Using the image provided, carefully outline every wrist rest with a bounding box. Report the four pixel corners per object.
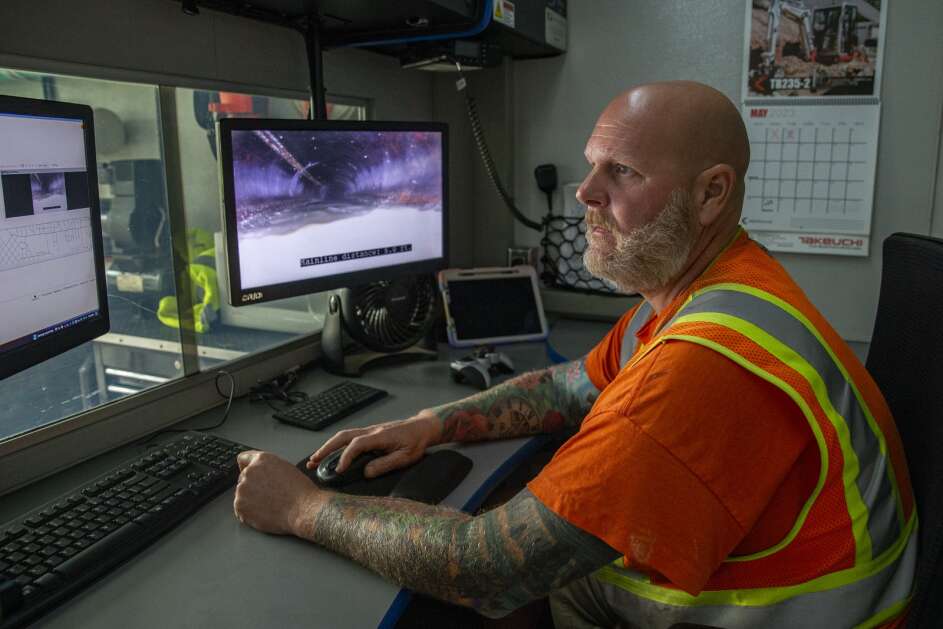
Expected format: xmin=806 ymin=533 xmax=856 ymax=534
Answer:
xmin=297 ymin=449 xmax=473 ymax=505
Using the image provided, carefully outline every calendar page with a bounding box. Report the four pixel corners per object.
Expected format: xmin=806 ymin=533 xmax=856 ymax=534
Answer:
xmin=741 ymin=103 xmax=880 ymax=256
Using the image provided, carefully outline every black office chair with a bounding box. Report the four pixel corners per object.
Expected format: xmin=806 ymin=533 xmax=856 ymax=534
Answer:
xmin=865 ymin=233 xmax=943 ymax=628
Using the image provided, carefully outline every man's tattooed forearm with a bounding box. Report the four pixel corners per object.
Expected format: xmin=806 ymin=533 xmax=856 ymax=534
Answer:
xmin=549 ymin=359 xmax=602 ymax=429
xmin=433 ymin=358 xmax=601 ymax=443
xmin=307 ymin=488 xmax=619 ymax=618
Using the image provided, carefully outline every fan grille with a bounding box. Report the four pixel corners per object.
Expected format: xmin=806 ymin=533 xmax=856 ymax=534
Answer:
xmin=343 ymin=275 xmax=437 ymax=353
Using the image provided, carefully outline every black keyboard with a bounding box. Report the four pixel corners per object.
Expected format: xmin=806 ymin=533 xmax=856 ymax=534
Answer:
xmin=0 ymin=432 xmax=253 ymax=629
xmin=272 ymin=381 xmax=388 ymax=431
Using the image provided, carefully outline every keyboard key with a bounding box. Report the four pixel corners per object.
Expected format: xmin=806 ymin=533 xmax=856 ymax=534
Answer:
xmin=21 ymin=584 xmax=41 ymax=601
xmin=27 ymin=565 xmax=46 ymax=578
xmin=54 ymin=522 xmax=141 ymax=580
xmin=4 ymin=526 xmax=26 ymax=540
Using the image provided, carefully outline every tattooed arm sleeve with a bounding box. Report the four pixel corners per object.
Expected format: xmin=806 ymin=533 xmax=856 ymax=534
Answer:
xmin=302 ymin=487 xmax=621 ymax=618
xmin=429 ymin=358 xmax=602 ymax=444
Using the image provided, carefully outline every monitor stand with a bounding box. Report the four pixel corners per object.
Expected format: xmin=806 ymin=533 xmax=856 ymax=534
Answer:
xmin=320 ymin=293 xmax=436 ymax=377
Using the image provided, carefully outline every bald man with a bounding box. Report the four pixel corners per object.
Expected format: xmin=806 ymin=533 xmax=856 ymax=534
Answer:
xmin=233 ymin=82 xmax=915 ymax=628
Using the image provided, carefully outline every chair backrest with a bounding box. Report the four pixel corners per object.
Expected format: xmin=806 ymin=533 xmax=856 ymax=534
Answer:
xmin=865 ymin=233 xmax=943 ymax=628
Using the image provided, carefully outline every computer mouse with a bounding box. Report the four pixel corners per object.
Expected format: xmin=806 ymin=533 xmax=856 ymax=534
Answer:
xmin=315 ymin=448 xmax=384 ymax=486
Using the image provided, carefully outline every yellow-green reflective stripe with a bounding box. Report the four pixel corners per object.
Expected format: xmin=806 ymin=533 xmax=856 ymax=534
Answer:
xmin=595 ymin=513 xmax=916 ymax=608
xmin=689 ymin=283 xmax=905 ymax=531
xmin=671 ymin=312 xmax=874 ymax=565
xmin=853 ymin=594 xmax=912 ymax=629
xmin=670 ymin=286 xmax=903 ymax=558
xmin=657 ymin=333 xmax=828 ymax=562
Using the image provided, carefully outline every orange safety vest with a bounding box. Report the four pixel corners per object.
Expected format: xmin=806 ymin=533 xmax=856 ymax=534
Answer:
xmin=595 ymin=230 xmax=916 ymax=629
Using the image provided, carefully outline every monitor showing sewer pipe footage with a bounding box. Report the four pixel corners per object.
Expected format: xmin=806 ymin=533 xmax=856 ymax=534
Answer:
xmin=218 ymin=119 xmax=448 ymax=306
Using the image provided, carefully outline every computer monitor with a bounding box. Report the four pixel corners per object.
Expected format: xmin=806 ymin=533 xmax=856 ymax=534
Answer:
xmin=217 ymin=118 xmax=448 ymax=306
xmin=0 ymin=95 xmax=109 ymax=381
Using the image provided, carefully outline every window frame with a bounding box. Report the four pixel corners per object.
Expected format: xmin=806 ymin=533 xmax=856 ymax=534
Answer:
xmin=0 ymin=67 xmax=369 ymax=496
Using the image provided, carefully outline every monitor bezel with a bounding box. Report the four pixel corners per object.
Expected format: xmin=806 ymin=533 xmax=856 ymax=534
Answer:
xmin=0 ymin=95 xmax=110 ymax=381
xmin=217 ymin=117 xmax=450 ymax=307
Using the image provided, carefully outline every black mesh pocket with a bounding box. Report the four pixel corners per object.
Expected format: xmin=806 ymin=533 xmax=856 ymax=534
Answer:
xmin=540 ymin=215 xmax=620 ymax=295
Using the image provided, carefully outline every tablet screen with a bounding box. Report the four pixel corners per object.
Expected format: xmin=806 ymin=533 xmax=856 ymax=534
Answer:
xmin=446 ymin=275 xmax=543 ymax=342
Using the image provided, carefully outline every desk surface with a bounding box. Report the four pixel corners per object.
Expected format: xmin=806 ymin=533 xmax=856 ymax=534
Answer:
xmin=0 ymin=318 xmax=612 ymax=629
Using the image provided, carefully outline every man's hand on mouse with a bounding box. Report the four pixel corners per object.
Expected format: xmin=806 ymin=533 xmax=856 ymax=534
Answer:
xmin=306 ymin=410 xmax=441 ymax=478
xmin=233 ymin=450 xmax=324 ymax=537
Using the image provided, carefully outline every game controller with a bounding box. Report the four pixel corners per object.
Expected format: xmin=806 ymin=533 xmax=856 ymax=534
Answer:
xmin=449 ymin=349 xmax=515 ymax=390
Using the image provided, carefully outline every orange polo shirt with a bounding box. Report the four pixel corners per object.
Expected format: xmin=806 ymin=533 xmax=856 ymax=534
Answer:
xmin=528 ymin=290 xmax=817 ymax=595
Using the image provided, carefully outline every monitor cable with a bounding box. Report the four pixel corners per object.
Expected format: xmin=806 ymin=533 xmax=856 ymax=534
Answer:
xmin=138 ymin=370 xmax=236 ymax=448
xmin=247 ymin=368 xmax=309 ymax=412
xmin=543 ymin=318 xmax=569 ymax=365
xmin=455 ymin=62 xmax=543 ymax=232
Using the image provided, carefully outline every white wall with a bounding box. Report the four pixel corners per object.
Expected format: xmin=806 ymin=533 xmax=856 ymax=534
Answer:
xmin=509 ymin=1 xmax=943 ymax=343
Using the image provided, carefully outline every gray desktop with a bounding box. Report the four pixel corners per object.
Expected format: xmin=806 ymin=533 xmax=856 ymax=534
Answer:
xmin=0 ymin=319 xmax=610 ymax=628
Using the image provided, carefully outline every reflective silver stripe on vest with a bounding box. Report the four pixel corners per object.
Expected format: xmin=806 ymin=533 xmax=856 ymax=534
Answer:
xmin=619 ymin=302 xmax=654 ymax=368
xmin=593 ymin=529 xmax=916 ymax=629
xmin=666 ymin=289 xmax=900 ymax=558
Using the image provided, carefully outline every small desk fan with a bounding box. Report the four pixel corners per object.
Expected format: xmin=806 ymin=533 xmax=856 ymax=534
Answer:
xmin=320 ymin=274 xmax=439 ymax=376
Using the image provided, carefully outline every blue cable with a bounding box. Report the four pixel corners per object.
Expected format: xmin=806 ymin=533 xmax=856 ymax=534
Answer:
xmin=544 ymin=338 xmax=569 ymax=364
xmin=344 ymin=0 xmax=494 ymax=48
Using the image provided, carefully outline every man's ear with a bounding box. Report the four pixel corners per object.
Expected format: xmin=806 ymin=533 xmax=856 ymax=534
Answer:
xmin=692 ymin=164 xmax=736 ymax=226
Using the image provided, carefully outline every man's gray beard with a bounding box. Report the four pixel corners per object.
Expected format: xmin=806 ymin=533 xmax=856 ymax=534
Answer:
xmin=583 ymin=189 xmax=698 ymax=294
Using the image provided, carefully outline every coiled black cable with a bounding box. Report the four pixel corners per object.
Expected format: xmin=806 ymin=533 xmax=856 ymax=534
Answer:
xmin=457 ymin=66 xmax=544 ymax=232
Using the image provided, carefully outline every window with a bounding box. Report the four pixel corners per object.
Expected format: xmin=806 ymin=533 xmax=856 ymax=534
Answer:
xmin=0 ymin=70 xmax=177 ymax=442
xmin=0 ymin=68 xmax=370 ymax=444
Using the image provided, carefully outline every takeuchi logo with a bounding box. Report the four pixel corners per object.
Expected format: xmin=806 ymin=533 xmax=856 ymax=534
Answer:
xmin=798 ymin=236 xmax=864 ymax=249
